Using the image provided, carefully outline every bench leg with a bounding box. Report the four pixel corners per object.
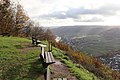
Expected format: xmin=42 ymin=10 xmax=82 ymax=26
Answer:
xmin=44 ymin=66 xmax=50 ymax=80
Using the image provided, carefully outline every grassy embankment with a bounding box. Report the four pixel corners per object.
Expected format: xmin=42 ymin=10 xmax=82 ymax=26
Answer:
xmin=52 ymin=47 xmax=100 ymax=80
xmin=0 ymin=36 xmax=44 ymax=80
xmin=0 ymin=36 xmax=99 ymax=80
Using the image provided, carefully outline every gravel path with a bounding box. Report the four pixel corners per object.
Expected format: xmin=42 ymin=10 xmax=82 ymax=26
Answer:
xmin=51 ymin=60 xmax=78 ymax=80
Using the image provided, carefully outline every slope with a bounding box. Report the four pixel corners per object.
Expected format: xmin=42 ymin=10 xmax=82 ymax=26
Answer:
xmin=52 ymin=47 xmax=99 ymax=80
xmin=0 ymin=36 xmax=100 ymax=80
xmin=0 ymin=36 xmax=44 ymax=80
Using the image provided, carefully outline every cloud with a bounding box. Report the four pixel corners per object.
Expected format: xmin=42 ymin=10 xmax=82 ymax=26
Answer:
xmin=39 ymin=3 xmax=120 ymax=21
xmin=74 ymin=17 xmax=104 ymax=22
xmin=20 ymin=0 xmax=120 ymax=26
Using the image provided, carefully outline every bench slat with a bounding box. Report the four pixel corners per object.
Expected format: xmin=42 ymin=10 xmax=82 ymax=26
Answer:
xmin=49 ymin=52 xmax=55 ymax=62
xmin=48 ymin=52 xmax=53 ymax=63
xmin=47 ymin=52 xmax=50 ymax=63
xmin=45 ymin=52 xmax=55 ymax=64
xmin=53 ymin=78 xmax=57 ymax=80
xmin=47 ymin=52 xmax=52 ymax=63
xmin=49 ymin=52 xmax=52 ymax=63
xmin=45 ymin=52 xmax=49 ymax=63
xmin=57 ymin=78 xmax=62 ymax=80
xmin=62 ymin=78 xmax=67 ymax=80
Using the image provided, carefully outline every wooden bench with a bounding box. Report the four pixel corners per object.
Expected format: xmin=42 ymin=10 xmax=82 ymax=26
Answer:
xmin=43 ymin=52 xmax=68 ymax=80
xmin=32 ymin=37 xmax=41 ymax=46
xmin=32 ymin=37 xmax=36 ymax=44
xmin=42 ymin=53 xmax=55 ymax=80
xmin=41 ymin=52 xmax=55 ymax=68
xmin=39 ymin=44 xmax=55 ymax=67
xmin=1 ymin=33 xmax=10 ymax=37
xmin=39 ymin=44 xmax=56 ymax=80
xmin=45 ymin=52 xmax=55 ymax=64
xmin=39 ymin=43 xmax=67 ymax=80
xmin=36 ymin=40 xmax=41 ymax=45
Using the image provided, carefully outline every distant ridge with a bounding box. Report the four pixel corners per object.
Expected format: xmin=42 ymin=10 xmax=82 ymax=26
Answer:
xmin=52 ymin=25 xmax=111 ymax=38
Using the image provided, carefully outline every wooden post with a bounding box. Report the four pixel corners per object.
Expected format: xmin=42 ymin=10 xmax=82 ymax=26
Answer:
xmin=46 ymin=66 xmax=50 ymax=80
xmin=48 ymin=41 xmax=52 ymax=52
xmin=48 ymin=41 xmax=50 ymax=52
xmin=51 ymin=42 xmax=52 ymax=52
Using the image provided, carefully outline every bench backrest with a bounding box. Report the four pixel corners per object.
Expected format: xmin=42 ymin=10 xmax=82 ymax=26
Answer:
xmin=39 ymin=44 xmax=47 ymax=55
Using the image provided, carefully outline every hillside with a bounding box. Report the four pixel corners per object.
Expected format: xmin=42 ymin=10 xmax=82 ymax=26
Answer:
xmin=0 ymin=36 xmax=44 ymax=80
xmin=52 ymin=47 xmax=100 ymax=80
xmin=53 ymin=26 xmax=120 ymax=74
xmin=53 ymin=26 xmax=120 ymax=57
xmin=100 ymin=28 xmax=120 ymax=40
xmin=52 ymin=25 xmax=109 ymax=39
xmin=68 ymin=35 xmax=120 ymax=56
xmin=0 ymin=36 xmax=100 ymax=80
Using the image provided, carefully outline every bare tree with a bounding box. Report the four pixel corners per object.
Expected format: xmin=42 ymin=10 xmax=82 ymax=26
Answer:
xmin=30 ymin=22 xmax=45 ymax=40
xmin=44 ymin=29 xmax=56 ymax=41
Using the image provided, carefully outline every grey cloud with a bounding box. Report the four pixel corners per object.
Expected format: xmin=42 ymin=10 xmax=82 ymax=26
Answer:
xmin=39 ymin=3 xmax=120 ymax=22
xmin=39 ymin=10 xmax=79 ymax=19
xmin=74 ymin=17 xmax=104 ymax=22
xmin=64 ymin=4 xmax=120 ymax=17
xmin=40 ymin=0 xmax=56 ymax=4
xmin=46 ymin=12 xmax=69 ymax=19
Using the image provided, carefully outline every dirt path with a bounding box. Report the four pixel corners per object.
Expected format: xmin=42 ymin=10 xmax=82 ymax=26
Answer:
xmin=19 ymin=43 xmax=39 ymax=53
xmin=19 ymin=43 xmax=78 ymax=80
xmin=51 ymin=60 xmax=78 ymax=80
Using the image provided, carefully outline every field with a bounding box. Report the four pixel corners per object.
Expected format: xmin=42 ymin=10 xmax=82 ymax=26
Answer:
xmin=0 ymin=36 xmax=100 ymax=80
xmin=0 ymin=36 xmax=44 ymax=80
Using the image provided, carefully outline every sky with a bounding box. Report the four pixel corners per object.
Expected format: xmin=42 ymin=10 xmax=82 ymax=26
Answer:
xmin=20 ymin=0 xmax=120 ymax=27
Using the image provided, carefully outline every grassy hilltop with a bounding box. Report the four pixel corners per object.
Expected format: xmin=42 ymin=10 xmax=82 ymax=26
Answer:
xmin=0 ymin=36 xmax=45 ymax=80
xmin=0 ymin=36 xmax=100 ymax=80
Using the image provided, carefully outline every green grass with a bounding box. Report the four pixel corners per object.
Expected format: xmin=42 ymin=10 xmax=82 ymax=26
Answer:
xmin=0 ymin=36 xmax=100 ymax=80
xmin=52 ymin=47 xmax=100 ymax=80
xmin=0 ymin=36 xmax=44 ymax=80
